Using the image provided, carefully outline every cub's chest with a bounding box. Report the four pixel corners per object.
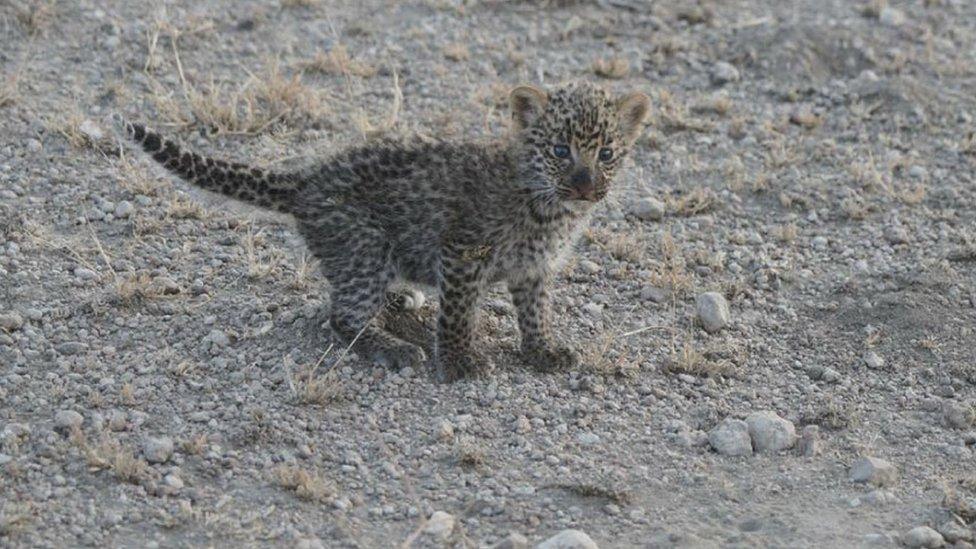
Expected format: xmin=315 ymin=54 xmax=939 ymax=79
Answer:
xmin=489 ymin=223 xmax=579 ymax=279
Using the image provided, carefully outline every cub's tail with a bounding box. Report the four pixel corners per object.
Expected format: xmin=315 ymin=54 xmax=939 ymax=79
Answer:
xmin=114 ymin=115 xmax=299 ymax=214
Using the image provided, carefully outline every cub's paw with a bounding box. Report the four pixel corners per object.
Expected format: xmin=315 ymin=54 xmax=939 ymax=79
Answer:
xmin=372 ymin=342 xmax=427 ymax=370
xmin=385 ymin=288 xmax=426 ymax=312
xmin=522 ymin=343 xmax=581 ymax=372
xmin=435 ymin=351 xmax=492 ymax=383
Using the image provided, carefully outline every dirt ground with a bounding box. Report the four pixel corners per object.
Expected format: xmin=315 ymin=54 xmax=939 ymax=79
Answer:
xmin=1 ymin=0 xmax=976 ymax=547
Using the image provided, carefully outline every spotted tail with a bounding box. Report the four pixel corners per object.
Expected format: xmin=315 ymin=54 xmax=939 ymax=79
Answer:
xmin=115 ymin=115 xmax=299 ymax=214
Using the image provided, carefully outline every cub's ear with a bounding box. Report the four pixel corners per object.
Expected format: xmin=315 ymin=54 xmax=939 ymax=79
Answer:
xmin=617 ymin=91 xmax=652 ymax=143
xmin=509 ymin=85 xmax=548 ymax=130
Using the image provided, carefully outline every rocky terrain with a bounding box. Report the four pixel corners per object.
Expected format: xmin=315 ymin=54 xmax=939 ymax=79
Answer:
xmin=1 ymin=0 xmax=976 ymax=547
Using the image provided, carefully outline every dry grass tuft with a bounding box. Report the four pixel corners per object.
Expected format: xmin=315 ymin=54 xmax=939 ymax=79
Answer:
xmin=14 ymin=0 xmax=55 ymax=35
xmin=283 ymin=352 xmax=344 ymax=405
xmin=299 ymin=45 xmax=377 ymax=78
xmin=663 ymin=340 xmax=731 ymax=377
xmin=274 ymin=465 xmax=335 ymax=502
xmin=352 ymin=71 xmax=402 ymax=140
xmin=592 ymin=56 xmax=630 ymax=79
xmin=443 ymin=43 xmax=470 ymax=62
xmin=0 ymin=502 xmax=33 ymax=537
xmin=774 ymin=223 xmax=798 ymax=244
xmin=455 ymin=437 xmax=487 ymax=470
xmin=668 ymin=187 xmax=716 ymax=217
xmin=648 ymin=232 xmax=693 ymax=296
xmin=76 ymin=433 xmax=150 ymax=484
xmin=581 ymin=332 xmax=639 ymax=377
xmin=0 ymin=71 xmax=21 ymax=108
xmin=242 ymin=228 xmax=283 ymax=280
xmin=165 ymin=195 xmax=206 ymax=220
xmin=114 ymin=272 xmax=166 ymax=305
xmin=153 ymin=61 xmax=326 ymax=135
xmin=181 ymin=434 xmax=208 ymax=456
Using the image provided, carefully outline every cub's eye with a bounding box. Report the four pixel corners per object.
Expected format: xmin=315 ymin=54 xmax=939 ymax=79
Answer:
xmin=598 ymin=147 xmax=614 ymax=162
xmin=552 ymin=145 xmax=571 ymax=159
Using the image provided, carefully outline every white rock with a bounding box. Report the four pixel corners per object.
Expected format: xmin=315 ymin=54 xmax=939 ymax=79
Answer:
xmin=114 ymin=200 xmax=134 ymax=218
xmin=633 ymin=197 xmax=665 ymax=222
xmin=696 ymin=292 xmax=730 ymax=333
xmin=863 ymin=351 xmax=885 ymax=369
xmin=936 ymin=520 xmax=973 ymax=543
xmin=423 ymin=511 xmax=455 ymax=538
xmin=745 ymin=411 xmax=797 ymax=453
xmin=74 ymin=267 xmax=98 ymax=280
xmin=437 ymin=419 xmax=454 ymax=440
xmin=536 ymin=529 xmax=599 ymax=549
xmin=878 ymin=7 xmax=906 ymax=27
xmin=0 ymin=312 xmax=24 ymax=331
xmin=577 ymin=433 xmax=600 ymax=446
xmin=903 ymin=526 xmax=944 ymax=548
xmin=710 ymin=61 xmax=740 ymax=85
xmin=849 ymin=456 xmax=898 ymax=487
xmin=708 ymin=418 xmax=752 ymax=456
xmin=143 ymin=436 xmax=174 ymax=464
xmin=54 ymin=410 xmax=83 ymax=431
xmin=78 ymin=119 xmax=105 ymax=141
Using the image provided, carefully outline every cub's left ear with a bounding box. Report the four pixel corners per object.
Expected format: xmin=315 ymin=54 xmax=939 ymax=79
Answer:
xmin=617 ymin=91 xmax=652 ymax=143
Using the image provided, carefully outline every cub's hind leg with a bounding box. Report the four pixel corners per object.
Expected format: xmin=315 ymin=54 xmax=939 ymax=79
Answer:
xmin=305 ymin=219 xmax=425 ymax=370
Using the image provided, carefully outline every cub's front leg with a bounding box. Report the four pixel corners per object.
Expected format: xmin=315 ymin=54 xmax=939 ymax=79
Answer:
xmin=508 ymin=274 xmax=580 ymax=372
xmin=434 ymin=249 xmax=490 ymax=382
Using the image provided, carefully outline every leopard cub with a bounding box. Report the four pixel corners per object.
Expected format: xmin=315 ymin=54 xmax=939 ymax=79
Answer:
xmin=118 ymin=81 xmax=650 ymax=381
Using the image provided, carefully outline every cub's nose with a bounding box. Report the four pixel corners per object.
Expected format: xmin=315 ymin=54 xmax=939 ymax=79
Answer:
xmin=568 ymin=167 xmax=597 ymax=201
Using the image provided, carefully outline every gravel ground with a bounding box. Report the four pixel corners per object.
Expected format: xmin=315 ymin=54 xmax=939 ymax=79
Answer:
xmin=2 ymin=0 xmax=976 ymax=547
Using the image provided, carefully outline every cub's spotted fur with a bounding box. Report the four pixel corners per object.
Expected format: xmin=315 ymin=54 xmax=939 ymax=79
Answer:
xmin=119 ymin=82 xmax=650 ymax=381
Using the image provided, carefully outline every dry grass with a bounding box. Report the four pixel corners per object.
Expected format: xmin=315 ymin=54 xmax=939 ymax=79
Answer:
xmin=663 ymin=339 xmax=732 ymax=377
xmin=443 ymin=43 xmax=470 ymax=62
xmin=14 ymin=0 xmax=55 ymax=35
xmin=75 ymin=432 xmax=150 ymax=484
xmin=113 ymin=272 xmax=167 ymax=306
xmin=0 ymin=502 xmax=32 ymax=537
xmin=181 ymin=434 xmax=208 ymax=456
xmin=586 ymin=228 xmax=644 ymax=263
xmin=668 ymin=187 xmax=716 ymax=217
xmin=351 ymin=71 xmax=402 ymax=140
xmin=693 ymin=93 xmax=732 ymax=116
xmin=556 ymin=482 xmax=632 ymax=506
xmin=0 ymin=70 xmax=21 ymax=108
xmin=283 ymin=352 xmax=344 ymax=405
xmin=774 ymin=223 xmax=798 ymax=244
xmin=114 ymin=155 xmax=164 ymax=196
xmin=455 ymin=437 xmax=487 ymax=470
xmin=289 ymin=253 xmax=318 ymax=291
xmin=280 ymin=0 xmax=320 ymax=6
xmin=592 ymin=56 xmax=630 ymax=79
xmin=648 ymin=232 xmax=693 ymax=297
xmin=242 ymin=228 xmax=282 ymax=280
xmin=581 ymin=331 xmax=639 ymax=377
xmin=152 ymin=60 xmax=327 ymax=135
xmin=165 ymin=195 xmax=206 ymax=220
xmin=274 ymin=465 xmax=335 ymax=502
xmin=299 ymin=45 xmax=377 ymax=78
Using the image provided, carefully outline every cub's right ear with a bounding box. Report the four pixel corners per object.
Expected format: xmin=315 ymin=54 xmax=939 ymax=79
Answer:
xmin=509 ymin=85 xmax=548 ymax=130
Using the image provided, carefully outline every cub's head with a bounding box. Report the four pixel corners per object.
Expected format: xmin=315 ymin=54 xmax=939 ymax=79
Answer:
xmin=510 ymin=81 xmax=650 ymax=215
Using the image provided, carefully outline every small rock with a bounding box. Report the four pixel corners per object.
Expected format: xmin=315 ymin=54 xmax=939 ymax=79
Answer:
xmin=708 ymin=418 xmax=752 ymax=456
xmin=696 ymin=292 xmax=730 ymax=333
xmin=74 ymin=267 xmax=98 ymax=281
xmin=163 ymin=473 xmax=184 ymax=491
xmin=878 ymin=7 xmax=906 ymax=27
xmin=633 ymin=197 xmax=665 ymax=222
xmin=78 ymin=119 xmax=105 ymax=142
xmin=152 ymin=276 xmax=181 ymax=295
xmin=885 ymin=226 xmax=910 ymax=245
xmin=437 ymin=419 xmax=454 ymax=440
xmin=903 ymin=526 xmax=945 ymax=549
xmin=710 ymin=61 xmax=740 ymax=86
xmin=423 ymin=511 xmax=455 ymax=538
xmin=143 ymin=436 xmax=174 ymax=464
xmin=493 ymin=532 xmax=529 ymax=549
xmin=640 ymin=286 xmax=668 ymax=303
xmin=745 ymin=411 xmax=797 ymax=453
xmin=863 ymin=351 xmax=885 ymax=369
xmin=577 ymin=433 xmax=600 ymax=446
xmin=579 ymin=260 xmax=601 ymax=274
xmin=56 ymin=342 xmax=86 ymax=355
xmin=582 ymin=302 xmax=603 ymax=318
xmin=536 ymin=529 xmax=599 ymax=549
xmin=26 ymin=138 xmax=42 ymax=152
xmin=944 ymin=403 xmax=975 ymax=430
xmin=114 ymin=200 xmax=134 ymax=219
xmin=0 ymin=312 xmax=24 ymax=331
xmin=55 ymin=410 xmax=83 ymax=431
xmin=798 ymin=425 xmax=821 ymax=457
xmin=849 ymin=456 xmax=898 ymax=487
xmin=908 ymin=165 xmax=928 ymax=180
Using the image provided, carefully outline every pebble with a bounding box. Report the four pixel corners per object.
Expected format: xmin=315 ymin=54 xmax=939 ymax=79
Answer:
xmin=632 ymin=197 xmax=665 ymax=222
xmin=423 ymin=511 xmax=455 ymax=538
xmin=944 ymin=403 xmax=975 ymax=430
xmin=849 ymin=456 xmax=898 ymax=487
xmin=26 ymin=138 xmax=42 ymax=152
xmin=885 ymin=226 xmax=910 ymax=245
xmin=536 ymin=529 xmax=599 ymax=549
xmin=696 ymin=292 xmax=730 ymax=333
xmin=56 ymin=342 xmax=86 ymax=355
xmin=492 ymin=532 xmax=529 ymax=549
xmin=437 ymin=419 xmax=454 ymax=440
xmin=55 ymin=410 xmax=84 ymax=431
xmin=578 ymin=260 xmax=601 ymax=274
xmin=640 ymin=286 xmax=668 ymax=303
xmin=576 ymin=433 xmax=600 ymax=446
xmin=863 ymin=351 xmax=885 ymax=369
xmin=878 ymin=7 xmax=906 ymax=27
xmin=903 ymin=526 xmax=945 ymax=548
xmin=710 ymin=61 xmax=740 ymax=86
xmin=745 ymin=411 xmax=797 ymax=453
xmin=0 ymin=312 xmax=24 ymax=331
xmin=582 ymin=303 xmax=603 ymax=318
xmin=78 ymin=119 xmax=105 ymax=142
xmin=708 ymin=418 xmax=752 ymax=456
xmin=143 ymin=436 xmax=174 ymax=464
xmin=114 ymin=200 xmax=134 ymax=218
xmin=74 ymin=267 xmax=98 ymax=281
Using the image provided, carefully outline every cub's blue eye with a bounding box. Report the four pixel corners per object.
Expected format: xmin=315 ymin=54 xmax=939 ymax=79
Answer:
xmin=598 ymin=147 xmax=613 ymax=162
xmin=552 ymin=145 xmax=571 ymax=159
